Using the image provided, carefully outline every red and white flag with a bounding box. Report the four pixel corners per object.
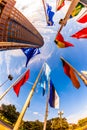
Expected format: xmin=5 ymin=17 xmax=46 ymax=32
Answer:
xmin=71 ymin=27 xmax=87 ymax=39
xmin=77 ymin=10 xmax=87 ymax=23
xmin=13 ymin=69 xmax=30 ymax=96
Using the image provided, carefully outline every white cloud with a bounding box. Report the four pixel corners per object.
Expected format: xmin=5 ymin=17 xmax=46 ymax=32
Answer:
xmin=5 ymin=50 xmax=23 ymax=57
xmin=27 ymin=49 xmax=54 ymax=67
xmin=33 ymin=112 xmax=38 ymax=115
xmin=67 ymin=109 xmax=87 ymax=123
xmin=12 ymin=64 xmax=25 ymax=75
xmin=15 ymin=0 xmax=42 ymax=18
xmin=0 ymin=53 xmax=4 ymax=65
xmin=4 ymin=50 xmax=24 ymax=75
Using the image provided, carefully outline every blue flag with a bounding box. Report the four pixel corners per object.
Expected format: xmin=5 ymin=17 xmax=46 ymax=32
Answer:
xmin=38 ymin=63 xmax=51 ymax=96
xmin=46 ymin=3 xmax=55 ymax=26
xmin=49 ymin=80 xmax=59 ymax=109
xmin=38 ymin=73 xmax=47 ymax=96
xmin=22 ymin=48 xmax=40 ymax=67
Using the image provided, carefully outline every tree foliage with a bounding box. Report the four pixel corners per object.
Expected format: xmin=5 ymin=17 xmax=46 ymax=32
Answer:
xmin=0 ymin=104 xmax=69 ymax=130
xmin=0 ymin=104 xmax=19 ymax=124
xmin=20 ymin=120 xmax=43 ymax=130
xmin=78 ymin=117 xmax=87 ymax=127
xmin=51 ymin=117 xmax=69 ymax=130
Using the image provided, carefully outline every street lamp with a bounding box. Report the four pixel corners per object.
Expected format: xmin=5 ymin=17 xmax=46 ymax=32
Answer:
xmin=58 ymin=110 xmax=64 ymax=130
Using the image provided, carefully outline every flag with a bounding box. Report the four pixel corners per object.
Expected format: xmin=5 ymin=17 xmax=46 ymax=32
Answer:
xmin=49 ymin=80 xmax=59 ymax=109
xmin=81 ymin=70 xmax=87 ymax=79
xmin=77 ymin=11 xmax=87 ymax=23
xmin=22 ymin=48 xmax=40 ymax=67
xmin=70 ymin=2 xmax=84 ymax=18
xmin=38 ymin=63 xmax=51 ymax=96
xmin=44 ymin=63 xmax=51 ymax=80
xmin=56 ymin=0 xmax=65 ymax=11
xmin=61 ymin=57 xmax=80 ymax=88
xmin=13 ymin=69 xmax=30 ymax=96
xmin=38 ymin=75 xmax=47 ymax=96
xmin=55 ymin=32 xmax=74 ymax=48
xmin=71 ymin=27 xmax=87 ymax=39
xmin=46 ymin=3 xmax=55 ymax=26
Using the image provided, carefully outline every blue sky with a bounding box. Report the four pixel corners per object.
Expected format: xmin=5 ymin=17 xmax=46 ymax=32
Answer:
xmin=0 ymin=0 xmax=87 ymax=124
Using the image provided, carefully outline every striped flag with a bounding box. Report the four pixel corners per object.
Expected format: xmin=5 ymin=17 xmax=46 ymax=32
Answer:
xmin=71 ymin=27 xmax=87 ymax=39
xmin=81 ymin=70 xmax=87 ymax=79
xmin=77 ymin=11 xmax=87 ymax=23
xmin=49 ymin=80 xmax=59 ymax=109
xmin=70 ymin=2 xmax=84 ymax=18
xmin=55 ymin=32 xmax=74 ymax=48
xmin=61 ymin=57 xmax=80 ymax=89
xmin=56 ymin=0 xmax=65 ymax=11
xmin=13 ymin=69 xmax=30 ymax=96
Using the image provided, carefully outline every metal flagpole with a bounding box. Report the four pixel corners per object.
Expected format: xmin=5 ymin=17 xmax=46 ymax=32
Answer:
xmin=0 ymin=70 xmax=28 ymax=100
xmin=13 ymin=64 xmax=44 ymax=130
xmin=60 ymin=57 xmax=87 ymax=86
xmin=43 ymin=77 xmax=50 ymax=130
xmin=56 ymin=0 xmax=58 ymax=11
xmin=57 ymin=0 xmax=80 ymax=33
xmin=42 ymin=0 xmax=48 ymax=24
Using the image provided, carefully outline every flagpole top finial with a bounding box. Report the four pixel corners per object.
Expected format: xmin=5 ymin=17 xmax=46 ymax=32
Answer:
xmin=8 ymin=74 xmax=13 ymax=80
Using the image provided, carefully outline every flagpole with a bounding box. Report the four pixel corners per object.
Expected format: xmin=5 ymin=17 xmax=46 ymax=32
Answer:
xmin=42 ymin=0 xmax=48 ymax=24
xmin=43 ymin=77 xmax=50 ymax=130
xmin=60 ymin=57 xmax=87 ymax=86
xmin=0 ymin=70 xmax=28 ymax=100
xmin=57 ymin=0 xmax=80 ymax=33
xmin=56 ymin=0 xmax=58 ymax=11
xmin=13 ymin=64 xmax=44 ymax=130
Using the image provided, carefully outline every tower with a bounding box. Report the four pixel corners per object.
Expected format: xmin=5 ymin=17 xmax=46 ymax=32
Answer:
xmin=0 ymin=0 xmax=44 ymax=50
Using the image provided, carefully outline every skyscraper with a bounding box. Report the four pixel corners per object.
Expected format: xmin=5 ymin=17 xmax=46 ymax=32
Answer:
xmin=0 ymin=0 xmax=44 ymax=50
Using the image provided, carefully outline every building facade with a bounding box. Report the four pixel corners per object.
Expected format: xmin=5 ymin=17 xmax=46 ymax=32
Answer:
xmin=0 ymin=0 xmax=44 ymax=50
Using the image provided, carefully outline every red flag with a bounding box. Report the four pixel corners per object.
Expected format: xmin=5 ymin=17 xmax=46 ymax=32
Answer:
xmin=56 ymin=0 xmax=65 ymax=11
xmin=71 ymin=27 xmax=87 ymax=39
xmin=13 ymin=69 xmax=30 ymax=96
xmin=61 ymin=57 xmax=80 ymax=89
xmin=55 ymin=32 xmax=74 ymax=48
xmin=77 ymin=11 xmax=87 ymax=23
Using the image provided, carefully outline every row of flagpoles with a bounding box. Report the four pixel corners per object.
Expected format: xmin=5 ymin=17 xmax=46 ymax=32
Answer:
xmin=0 ymin=58 xmax=87 ymax=129
xmin=12 ymin=0 xmax=87 ymax=129
xmin=0 ymin=62 xmax=59 ymax=130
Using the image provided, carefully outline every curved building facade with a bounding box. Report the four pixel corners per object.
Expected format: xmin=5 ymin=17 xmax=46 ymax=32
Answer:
xmin=0 ymin=0 xmax=44 ymax=50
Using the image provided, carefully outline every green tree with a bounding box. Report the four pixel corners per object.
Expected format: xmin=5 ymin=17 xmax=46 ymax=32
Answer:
xmin=78 ymin=117 xmax=87 ymax=127
xmin=0 ymin=104 xmax=19 ymax=124
xmin=51 ymin=117 xmax=69 ymax=130
xmin=46 ymin=120 xmax=51 ymax=130
xmin=21 ymin=120 xmax=43 ymax=130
